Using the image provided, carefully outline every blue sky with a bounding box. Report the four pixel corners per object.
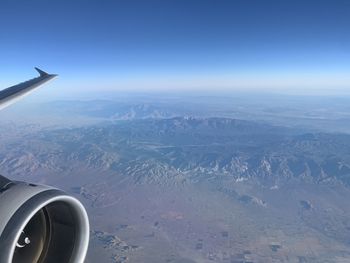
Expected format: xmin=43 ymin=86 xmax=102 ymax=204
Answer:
xmin=0 ymin=0 xmax=350 ymax=95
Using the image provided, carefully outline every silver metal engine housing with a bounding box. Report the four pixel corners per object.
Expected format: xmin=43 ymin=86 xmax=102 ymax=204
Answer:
xmin=0 ymin=180 xmax=89 ymax=263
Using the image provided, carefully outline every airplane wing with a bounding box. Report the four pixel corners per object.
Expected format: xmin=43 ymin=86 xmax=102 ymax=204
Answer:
xmin=0 ymin=68 xmax=57 ymax=111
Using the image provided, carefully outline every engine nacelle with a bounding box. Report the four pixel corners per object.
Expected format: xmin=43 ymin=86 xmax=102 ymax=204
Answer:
xmin=0 ymin=175 xmax=89 ymax=263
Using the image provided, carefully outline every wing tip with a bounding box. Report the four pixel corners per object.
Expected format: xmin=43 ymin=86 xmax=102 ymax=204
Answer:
xmin=34 ymin=67 xmax=49 ymax=77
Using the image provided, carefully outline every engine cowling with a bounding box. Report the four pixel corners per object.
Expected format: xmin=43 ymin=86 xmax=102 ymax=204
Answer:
xmin=0 ymin=175 xmax=89 ymax=263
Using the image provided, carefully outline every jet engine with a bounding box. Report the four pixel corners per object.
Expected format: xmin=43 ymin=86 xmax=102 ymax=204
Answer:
xmin=0 ymin=175 xmax=89 ymax=263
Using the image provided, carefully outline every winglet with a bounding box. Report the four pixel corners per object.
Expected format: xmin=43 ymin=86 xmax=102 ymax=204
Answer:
xmin=35 ymin=67 xmax=49 ymax=77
